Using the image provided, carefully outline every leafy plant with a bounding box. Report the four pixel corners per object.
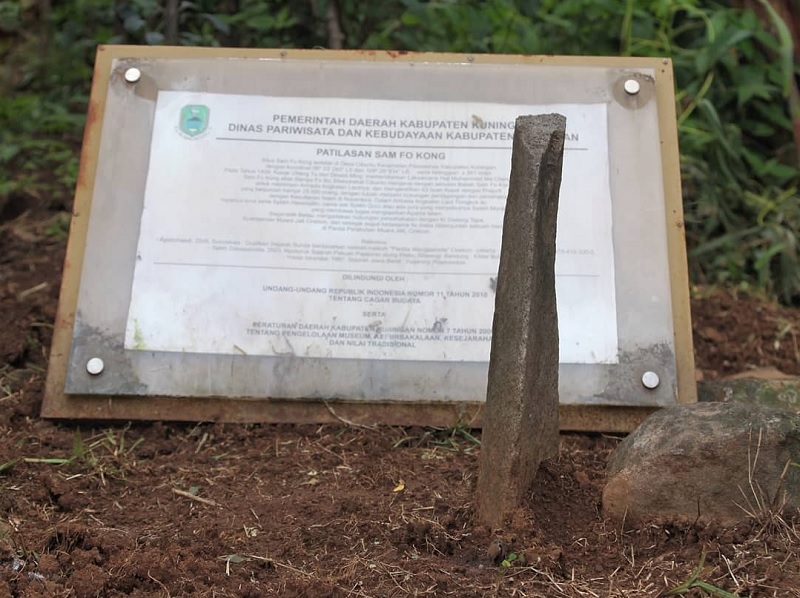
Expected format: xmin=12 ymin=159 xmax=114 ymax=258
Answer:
xmin=500 ymin=551 xmax=519 ymax=569
xmin=2 ymin=0 xmax=799 ymax=302
xmin=367 ymin=0 xmax=800 ymax=303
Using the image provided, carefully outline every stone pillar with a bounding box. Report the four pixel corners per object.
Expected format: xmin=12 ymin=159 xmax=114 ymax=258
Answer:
xmin=475 ymin=114 xmax=566 ymax=529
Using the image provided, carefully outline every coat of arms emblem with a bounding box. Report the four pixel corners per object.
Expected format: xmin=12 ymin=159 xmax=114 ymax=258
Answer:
xmin=179 ymin=105 xmax=210 ymax=137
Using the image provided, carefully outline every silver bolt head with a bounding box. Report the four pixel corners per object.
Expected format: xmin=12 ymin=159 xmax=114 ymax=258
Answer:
xmin=86 ymin=357 xmax=105 ymax=375
xmin=623 ymin=79 xmax=641 ymax=95
xmin=124 ymin=67 xmax=142 ymax=83
xmin=641 ymin=371 xmax=660 ymax=389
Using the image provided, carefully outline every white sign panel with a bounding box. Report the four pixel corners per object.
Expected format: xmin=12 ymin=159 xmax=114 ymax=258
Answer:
xmin=124 ymin=92 xmax=617 ymax=363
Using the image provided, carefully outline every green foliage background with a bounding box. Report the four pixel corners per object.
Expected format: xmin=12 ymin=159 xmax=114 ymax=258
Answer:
xmin=2 ymin=0 xmax=799 ymax=302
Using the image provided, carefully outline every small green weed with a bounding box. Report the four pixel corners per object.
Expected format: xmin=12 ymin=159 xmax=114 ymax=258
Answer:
xmin=500 ymin=551 xmax=520 ymax=570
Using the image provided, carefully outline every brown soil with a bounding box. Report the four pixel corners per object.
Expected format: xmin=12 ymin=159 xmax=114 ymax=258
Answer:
xmin=1 ymin=208 xmax=800 ymax=597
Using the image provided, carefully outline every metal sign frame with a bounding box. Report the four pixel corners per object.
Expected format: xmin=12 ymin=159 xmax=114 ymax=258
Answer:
xmin=43 ymin=46 xmax=695 ymax=431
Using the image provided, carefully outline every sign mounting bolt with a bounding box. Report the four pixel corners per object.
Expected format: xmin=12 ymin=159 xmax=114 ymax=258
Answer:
xmin=641 ymin=371 xmax=660 ymax=389
xmin=623 ymin=79 xmax=640 ymax=95
xmin=86 ymin=357 xmax=105 ymax=376
xmin=124 ymin=67 xmax=142 ymax=83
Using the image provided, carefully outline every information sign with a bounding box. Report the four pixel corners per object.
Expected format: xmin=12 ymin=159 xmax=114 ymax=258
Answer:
xmin=127 ymin=93 xmax=617 ymax=363
xmin=41 ymin=47 xmax=696 ymax=431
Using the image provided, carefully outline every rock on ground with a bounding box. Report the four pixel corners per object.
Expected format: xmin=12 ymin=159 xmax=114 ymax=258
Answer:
xmin=603 ymin=402 xmax=800 ymax=525
xmin=697 ymin=377 xmax=800 ymax=413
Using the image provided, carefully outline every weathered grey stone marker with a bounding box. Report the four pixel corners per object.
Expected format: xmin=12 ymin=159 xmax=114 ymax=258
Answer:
xmin=476 ymin=114 xmax=566 ymax=529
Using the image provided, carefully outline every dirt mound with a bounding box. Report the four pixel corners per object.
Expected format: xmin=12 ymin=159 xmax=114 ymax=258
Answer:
xmin=1 ymin=211 xmax=799 ymax=595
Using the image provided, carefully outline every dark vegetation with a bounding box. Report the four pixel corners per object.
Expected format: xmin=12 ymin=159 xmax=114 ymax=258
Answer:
xmin=1 ymin=0 xmax=799 ymax=302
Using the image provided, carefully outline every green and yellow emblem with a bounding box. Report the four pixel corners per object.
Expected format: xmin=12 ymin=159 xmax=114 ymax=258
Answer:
xmin=179 ymin=105 xmax=210 ymax=137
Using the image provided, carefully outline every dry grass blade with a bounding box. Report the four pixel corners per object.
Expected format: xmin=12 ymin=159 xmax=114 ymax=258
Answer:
xmin=735 ymin=427 xmax=797 ymax=540
xmin=171 ymin=488 xmax=219 ymax=507
xmin=323 ymin=401 xmax=378 ymax=430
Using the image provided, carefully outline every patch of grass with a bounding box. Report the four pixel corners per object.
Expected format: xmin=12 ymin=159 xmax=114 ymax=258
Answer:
xmin=43 ymin=211 xmax=71 ymax=241
xmin=735 ymin=427 xmax=798 ymax=542
xmin=70 ymin=425 xmax=144 ymax=483
xmin=0 ymin=457 xmax=21 ymax=473
xmin=393 ymin=421 xmax=481 ymax=454
xmin=0 ymin=364 xmax=36 ymax=404
xmin=0 ymin=366 xmax=16 ymax=402
xmin=0 ymin=424 xmax=144 ymax=483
